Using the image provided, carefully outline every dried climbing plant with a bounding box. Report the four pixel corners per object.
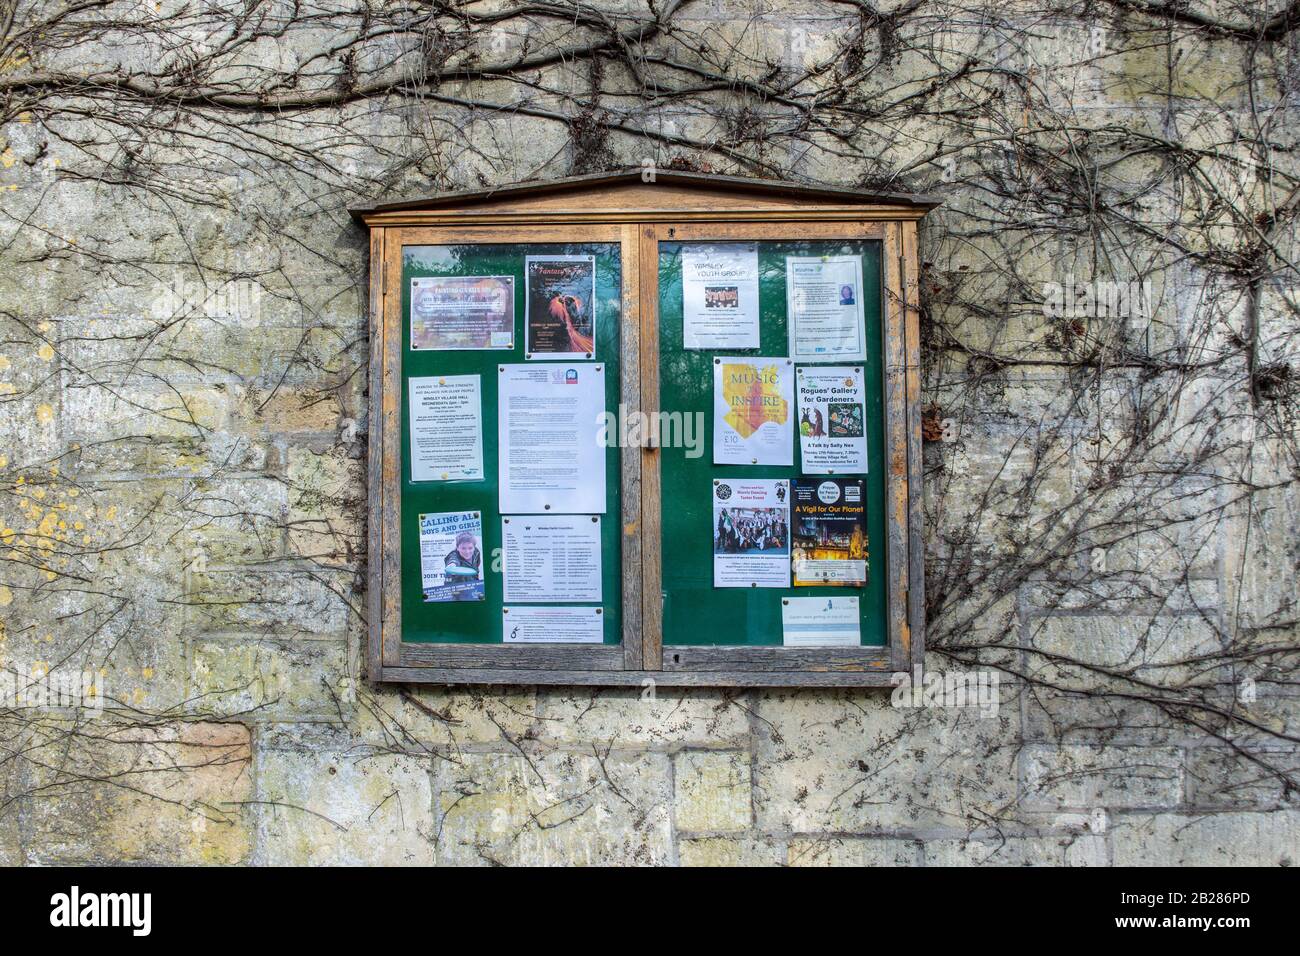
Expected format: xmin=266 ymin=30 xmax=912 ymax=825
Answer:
xmin=0 ymin=0 xmax=1295 ymax=860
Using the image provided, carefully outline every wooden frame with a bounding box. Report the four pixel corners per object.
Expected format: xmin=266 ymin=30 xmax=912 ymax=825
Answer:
xmin=353 ymin=170 xmax=936 ymax=687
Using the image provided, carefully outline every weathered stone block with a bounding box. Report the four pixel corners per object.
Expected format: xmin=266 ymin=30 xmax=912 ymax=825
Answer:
xmin=20 ymin=720 xmax=252 ymax=865
xmin=753 ymin=687 xmax=1020 ymax=832
xmin=1021 ymin=744 xmax=1184 ymax=811
xmin=535 ymin=687 xmax=750 ymax=747
xmin=1111 ymin=811 xmax=1300 ymax=867
xmin=432 ymin=750 xmax=673 ymax=866
xmin=256 ymin=748 xmax=434 ymax=865
xmin=788 ymin=837 xmax=922 ymax=866
xmin=673 ymin=750 xmax=751 ymax=832
xmin=678 ymin=835 xmax=784 ymax=866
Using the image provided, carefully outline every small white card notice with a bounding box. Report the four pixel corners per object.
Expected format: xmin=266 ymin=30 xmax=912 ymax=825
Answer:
xmin=502 ymin=515 xmax=602 ymax=603
xmin=498 ymin=363 xmax=606 ymax=514
xmin=502 ymin=606 xmax=604 ymax=643
xmin=409 ymin=374 xmax=484 ymax=482
xmin=682 ymin=242 xmax=760 ymax=349
xmin=781 ymin=596 xmax=861 ymax=647
xmin=787 ymin=255 xmax=867 ymax=362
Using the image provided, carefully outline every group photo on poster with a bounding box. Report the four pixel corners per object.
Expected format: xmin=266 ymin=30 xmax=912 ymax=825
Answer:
xmin=418 ymin=511 xmax=485 ymax=602
xmin=712 ymin=478 xmax=791 ymax=588
xmin=791 ymin=478 xmax=868 ymax=587
xmin=525 ymin=254 xmax=596 ymax=359
xmin=712 ymin=357 xmax=794 ymax=465
xmin=786 ymin=255 xmax=867 ymax=362
xmin=410 ymin=275 xmax=514 ymax=350
xmin=796 ymin=366 xmax=867 ymax=473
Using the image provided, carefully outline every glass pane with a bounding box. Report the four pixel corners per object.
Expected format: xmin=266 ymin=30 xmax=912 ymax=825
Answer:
xmin=399 ymin=243 xmax=622 ymax=644
xmin=657 ymin=239 xmax=886 ymax=647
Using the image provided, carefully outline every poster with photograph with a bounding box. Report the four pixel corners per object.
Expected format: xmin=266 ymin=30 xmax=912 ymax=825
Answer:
xmin=682 ymin=243 xmax=760 ymax=349
xmin=712 ymin=478 xmax=791 ymax=588
xmin=786 ymin=255 xmax=866 ymax=362
xmin=781 ymin=596 xmax=861 ymax=646
xmin=408 ymin=374 xmax=483 ymax=482
xmin=418 ymin=511 xmax=485 ymax=602
xmin=525 ymin=255 xmax=596 ymax=359
xmin=712 ymin=357 xmax=794 ymax=465
xmin=498 ymin=363 xmax=606 ymax=514
xmin=791 ymin=478 xmax=867 ymax=587
xmin=796 ymin=366 xmax=867 ymax=474
xmin=502 ymin=515 xmax=602 ymax=603
xmin=410 ymin=276 xmax=514 ymax=350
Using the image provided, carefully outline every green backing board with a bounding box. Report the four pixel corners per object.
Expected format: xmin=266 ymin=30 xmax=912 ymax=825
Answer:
xmin=658 ymin=240 xmax=887 ymax=647
xmin=400 ymin=243 xmax=623 ymax=644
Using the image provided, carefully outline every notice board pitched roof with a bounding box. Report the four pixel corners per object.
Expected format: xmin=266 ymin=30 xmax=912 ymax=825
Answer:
xmin=349 ymin=169 xmax=940 ymax=226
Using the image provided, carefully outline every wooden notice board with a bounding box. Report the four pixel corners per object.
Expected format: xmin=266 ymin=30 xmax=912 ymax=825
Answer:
xmin=352 ymin=171 xmax=937 ymax=687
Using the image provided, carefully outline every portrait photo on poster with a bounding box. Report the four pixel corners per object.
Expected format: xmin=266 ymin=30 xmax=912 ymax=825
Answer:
xmin=419 ymin=510 xmax=485 ymax=602
xmin=524 ymin=255 xmax=596 ymax=359
xmin=410 ymin=275 xmax=514 ymax=350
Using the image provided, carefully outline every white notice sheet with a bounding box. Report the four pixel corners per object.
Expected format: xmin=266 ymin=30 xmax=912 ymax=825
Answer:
xmin=502 ymin=606 xmax=604 ymax=643
xmin=502 ymin=515 xmax=602 ymax=603
xmin=498 ymin=363 xmax=606 ymax=514
xmin=409 ymin=375 xmax=484 ymax=482
xmin=682 ymin=243 xmax=760 ymax=349
xmin=786 ymin=255 xmax=867 ymax=362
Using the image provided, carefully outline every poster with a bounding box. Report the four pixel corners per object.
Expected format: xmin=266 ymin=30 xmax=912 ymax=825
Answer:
xmin=712 ymin=357 xmax=794 ymax=465
xmin=682 ymin=243 xmax=760 ymax=349
xmin=408 ymin=374 xmax=484 ymax=482
xmin=498 ymin=363 xmax=606 ymax=514
xmin=791 ymin=478 xmax=868 ymax=587
xmin=525 ymin=255 xmax=596 ymax=359
xmin=502 ymin=515 xmax=602 ymax=603
xmin=781 ymin=596 xmax=861 ymax=646
xmin=796 ymin=366 xmax=867 ymax=474
xmin=418 ymin=511 xmax=485 ymax=602
xmin=410 ymin=276 xmax=514 ymax=350
xmin=503 ymin=606 xmax=604 ymax=643
xmin=712 ymin=478 xmax=791 ymax=588
xmin=786 ymin=255 xmax=866 ymax=362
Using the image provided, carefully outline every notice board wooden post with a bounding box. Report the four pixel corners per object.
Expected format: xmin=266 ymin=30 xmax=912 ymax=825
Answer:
xmin=352 ymin=171 xmax=938 ymax=687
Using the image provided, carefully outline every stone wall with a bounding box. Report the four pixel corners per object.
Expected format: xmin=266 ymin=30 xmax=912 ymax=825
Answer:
xmin=0 ymin=0 xmax=1296 ymax=865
